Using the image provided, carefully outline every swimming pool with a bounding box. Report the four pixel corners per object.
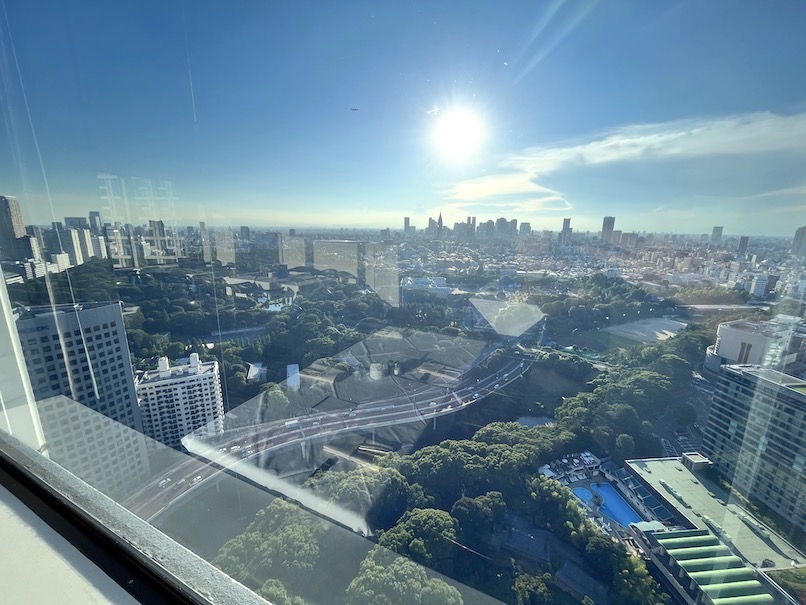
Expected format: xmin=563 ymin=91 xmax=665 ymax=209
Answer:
xmin=572 ymin=487 xmax=594 ymax=503
xmin=591 ymin=483 xmax=643 ymax=526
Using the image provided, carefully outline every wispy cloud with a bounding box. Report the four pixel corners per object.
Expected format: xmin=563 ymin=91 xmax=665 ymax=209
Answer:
xmin=741 ymin=184 xmax=806 ymax=199
xmin=447 ymin=173 xmax=560 ymax=200
xmin=447 ymin=111 xmax=806 ymax=204
xmin=441 ymin=195 xmax=571 ymax=215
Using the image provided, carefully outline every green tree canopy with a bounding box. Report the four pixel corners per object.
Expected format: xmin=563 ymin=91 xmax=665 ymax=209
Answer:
xmin=378 ymin=508 xmax=458 ymax=573
xmin=346 ymin=547 xmax=463 ymax=605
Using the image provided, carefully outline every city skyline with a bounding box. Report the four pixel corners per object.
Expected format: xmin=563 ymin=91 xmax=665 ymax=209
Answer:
xmin=2 ymin=2 xmax=806 ymax=235
xmin=5 ymin=196 xmax=803 ymax=242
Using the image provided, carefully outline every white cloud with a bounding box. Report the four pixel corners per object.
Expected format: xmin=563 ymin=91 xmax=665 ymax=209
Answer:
xmin=439 ymin=195 xmax=572 ymax=219
xmin=447 ymin=111 xmax=806 ymax=204
xmin=447 ymin=173 xmax=559 ymax=200
xmin=740 ymin=184 xmax=806 ymax=199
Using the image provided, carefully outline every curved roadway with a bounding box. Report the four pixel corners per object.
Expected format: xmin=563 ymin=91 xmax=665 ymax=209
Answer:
xmin=124 ymin=350 xmax=530 ymax=521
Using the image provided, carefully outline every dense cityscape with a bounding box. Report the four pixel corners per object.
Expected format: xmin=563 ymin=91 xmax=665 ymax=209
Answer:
xmin=1 ymin=187 xmax=805 ymax=605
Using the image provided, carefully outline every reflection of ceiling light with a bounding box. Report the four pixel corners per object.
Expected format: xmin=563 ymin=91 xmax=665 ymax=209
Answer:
xmin=470 ymin=298 xmax=545 ymax=337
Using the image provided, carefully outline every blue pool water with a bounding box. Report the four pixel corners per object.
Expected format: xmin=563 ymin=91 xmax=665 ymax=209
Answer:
xmin=572 ymin=487 xmax=594 ymax=503
xmin=590 ymin=483 xmax=642 ymax=526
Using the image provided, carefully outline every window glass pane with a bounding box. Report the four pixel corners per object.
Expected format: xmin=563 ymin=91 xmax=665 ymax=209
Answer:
xmin=1 ymin=2 xmax=805 ymax=604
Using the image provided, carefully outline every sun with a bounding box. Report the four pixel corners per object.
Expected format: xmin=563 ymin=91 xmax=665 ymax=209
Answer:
xmin=433 ymin=109 xmax=485 ymax=161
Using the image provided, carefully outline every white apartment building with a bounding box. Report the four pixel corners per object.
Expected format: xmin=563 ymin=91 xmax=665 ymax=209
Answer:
xmin=704 ymin=315 xmax=806 ymax=374
xmin=136 ymin=354 xmax=224 ymax=448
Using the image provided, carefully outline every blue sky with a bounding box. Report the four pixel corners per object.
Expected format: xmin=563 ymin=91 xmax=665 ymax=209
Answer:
xmin=1 ymin=0 xmax=805 ymax=235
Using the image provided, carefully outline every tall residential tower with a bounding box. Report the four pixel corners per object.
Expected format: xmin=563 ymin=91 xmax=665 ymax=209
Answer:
xmin=135 ymin=354 xmax=225 ymax=448
xmin=702 ymin=365 xmax=806 ymax=533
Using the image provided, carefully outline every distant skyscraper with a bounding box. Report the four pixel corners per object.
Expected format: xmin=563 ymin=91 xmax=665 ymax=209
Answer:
xmin=702 ymin=365 xmax=806 ymax=533
xmin=519 ymin=222 xmax=532 ymax=236
xmin=750 ymin=274 xmax=768 ymax=298
xmin=279 ymin=234 xmax=308 ymax=269
xmin=62 ymin=227 xmax=85 ymax=266
xmin=135 ymin=354 xmax=224 ymax=448
xmin=88 ymin=210 xmax=102 ymax=234
xmin=313 ymin=239 xmax=361 ymax=277
xmin=403 ymin=216 xmax=410 ymax=236
xmin=559 ymin=218 xmax=572 ymax=245
xmin=199 ymin=221 xmax=212 ymax=263
xmin=711 ymin=226 xmax=723 ymax=245
xmin=0 ymin=195 xmax=25 ymax=261
xmin=601 ymin=216 xmax=615 ymax=243
xmin=364 ymin=241 xmax=400 ymax=307
xmin=792 ymin=226 xmax=806 ymax=257
xmin=64 ymin=217 xmax=90 ymax=230
xmin=16 ymin=235 xmax=42 ymax=262
xmin=736 ymin=235 xmax=749 ymax=255
xmin=495 ymin=217 xmax=509 ymax=238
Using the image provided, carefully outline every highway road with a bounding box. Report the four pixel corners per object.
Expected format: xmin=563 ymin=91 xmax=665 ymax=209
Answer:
xmin=123 ymin=349 xmax=531 ymax=521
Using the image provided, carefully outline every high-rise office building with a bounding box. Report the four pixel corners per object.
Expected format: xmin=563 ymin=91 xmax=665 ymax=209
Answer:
xmin=64 ymin=217 xmax=90 ymax=230
xmin=76 ymin=228 xmax=96 ymax=264
xmin=559 ymin=218 xmax=572 ymax=245
xmin=711 ymin=226 xmax=724 ymax=245
xmin=364 ymin=242 xmax=400 ymax=307
xmin=0 ymin=195 xmax=25 ymax=261
xmin=15 ymin=302 xmax=144 ymax=432
xmin=88 ymin=210 xmax=102 ymax=234
xmin=403 ymin=216 xmax=410 ymax=237
xmin=750 ymin=274 xmax=768 ymax=298
xmin=14 ymin=301 xmax=150 ymax=496
xmin=17 ymin=235 xmax=43 ymax=262
xmin=278 ymin=234 xmax=309 ymax=269
xmin=135 ymin=354 xmax=224 ymax=448
xmin=495 ymin=217 xmax=509 ymax=238
xmin=792 ymin=226 xmax=806 ymax=257
xmin=313 ymin=239 xmax=361 ymax=278
xmin=736 ymin=235 xmax=749 ymax=256
xmin=199 ymin=221 xmax=212 ymax=263
xmin=601 ymin=216 xmax=615 ymax=243
xmin=213 ymin=227 xmax=236 ymax=266
xmin=702 ymin=365 xmax=806 ymax=533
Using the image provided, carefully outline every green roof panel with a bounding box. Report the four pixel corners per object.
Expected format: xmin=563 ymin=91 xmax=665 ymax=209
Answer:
xmin=678 ymin=556 xmax=744 ymax=572
xmin=689 ymin=568 xmax=755 ymax=585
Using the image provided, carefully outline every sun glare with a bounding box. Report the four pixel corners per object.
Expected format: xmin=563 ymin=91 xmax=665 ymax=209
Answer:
xmin=433 ymin=109 xmax=485 ymax=161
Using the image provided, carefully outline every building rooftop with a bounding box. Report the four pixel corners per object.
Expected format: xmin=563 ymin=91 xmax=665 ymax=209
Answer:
xmin=727 ymin=366 xmax=806 ymax=398
xmin=683 ymin=452 xmax=712 ymax=465
xmin=15 ymin=302 xmax=124 ymax=319
xmin=136 ymin=355 xmax=216 ymax=385
xmin=649 ymin=528 xmax=776 ymax=605
xmin=627 ymin=458 xmax=804 ymax=568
